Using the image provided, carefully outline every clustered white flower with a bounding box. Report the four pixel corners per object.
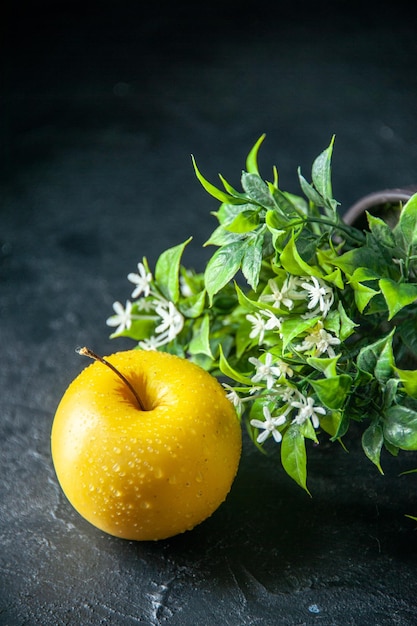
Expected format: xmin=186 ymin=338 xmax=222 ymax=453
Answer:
xmin=106 ymin=261 xmax=185 ymax=349
xmin=238 ymin=274 xmax=339 ymax=445
xmin=240 ymin=350 xmax=327 ymax=444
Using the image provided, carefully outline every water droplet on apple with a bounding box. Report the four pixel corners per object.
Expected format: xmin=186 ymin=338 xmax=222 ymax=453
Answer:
xmin=112 ymin=463 xmax=121 ymax=473
xmin=154 ymin=467 xmax=164 ymax=479
xmin=195 ymin=472 xmax=203 ymax=483
xmin=140 ymin=501 xmax=152 ymax=510
xmin=113 ymin=447 xmax=121 ymax=454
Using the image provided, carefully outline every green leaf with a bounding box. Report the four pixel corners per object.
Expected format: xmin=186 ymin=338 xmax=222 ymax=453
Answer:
xmin=337 ymin=301 xmax=358 ymax=340
xmin=281 ymin=316 xmax=320 ymax=349
xmin=218 ymin=345 xmax=252 ymax=385
xmin=379 ymin=278 xmax=417 ymax=321
xmin=384 ymin=403 xmax=417 ymax=450
xmin=395 ymin=193 xmax=417 ymax=246
xmin=225 ymin=210 xmax=260 ymax=234
xmin=394 ymin=367 xmax=417 ymax=398
xmin=204 ymin=225 xmax=244 ymax=247
xmin=366 ymin=212 xmax=396 ymax=248
xmin=245 ymin=134 xmax=266 ymax=175
xmin=362 ymin=420 xmax=384 ymax=474
xmin=178 ymin=289 xmax=207 ymax=318
xmin=280 ymin=233 xmax=322 ymax=277
xmin=298 ymin=170 xmax=324 ymax=206
xmin=234 ymin=282 xmax=264 ymax=313
xmin=399 ymin=318 xmax=417 ymax=361
xmin=311 ymin=135 xmax=335 ymax=203
xmin=320 ymin=410 xmax=343 ymax=438
xmin=350 ymin=279 xmax=380 ymax=313
xmin=215 ymin=202 xmax=257 ymax=226
xmin=307 ymin=355 xmax=340 ymax=378
xmin=241 ymin=233 xmax=264 ymax=291
xmin=188 ymin=313 xmax=213 ymax=359
xmin=271 ymin=187 xmax=305 ymax=219
xmin=310 ymin=375 xmax=352 ymax=410
xmin=281 ymin=425 xmax=310 ymax=494
xmin=155 ymin=237 xmax=192 ymax=302
xmin=218 ymin=174 xmax=248 ymax=200
xmin=191 ymin=156 xmax=237 ymax=204
xmin=241 ymin=172 xmax=276 ymax=209
xmin=204 ymin=242 xmax=245 ymax=305
xmin=356 ymin=329 xmax=395 ymax=383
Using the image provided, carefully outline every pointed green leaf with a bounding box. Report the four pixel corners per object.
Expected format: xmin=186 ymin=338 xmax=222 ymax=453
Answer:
xmin=307 ymin=355 xmax=340 ymax=378
xmin=204 ymin=225 xmax=244 ymax=247
xmin=218 ymin=345 xmax=252 ymax=385
xmin=320 ymin=410 xmax=343 ymax=438
xmin=348 ymin=278 xmax=380 ymax=313
xmin=362 ymin=421 xmax=384 ymax=474
xmin=281 ymin=316 xmax=320 ymax=349
xmin=356 ymin=329 xmax=395 ymax=383
xmin=311 ymin=135 xmax=335 ymax=202
xmin=395 ymin=367 xmax=417 ymax=398
xmin=241 ymin=233 xmax=264 ymax=291
xmin=179 ymin=289 xmax=207 ymax=319
xmin=245 ymin=134 xmax=266 ymax=175
xmin=310 ymin=375 xmax=352 ymax=410
xmin=155 ymin=237 xmax=192 ymax=302
xmin=395 ymin=193 xmax=417 ymax=246
xmin=366 ymin=212 xmax=396 ymax=248
xmin=191 ymin=156 xmax=238 ymax=204
xmin=225 ymin=210 xmax=260 ymax=234
xmin=379 ymin=278 xmax=417 ymax=320
xmin=188 ymin=313 xmax=213 ymax=359
xmin=337 ymin=301 xmax=358 ymax=340
xmin=281 ymin=425 xmax=310 ymax=494
xmin=241 ymin=172 xmax=276 ymax=209
xmin=384 ymin=403 xmax=417 ymax=450
xmin=280 ymin=233 xmax=322 ymax=277
xmin=204 ymin=242 xmax=245 ymax=304
xmin=298 ymin=173 xmax=324 ymax=206
xmin=218 ymin=174 xmax=248 ymax=200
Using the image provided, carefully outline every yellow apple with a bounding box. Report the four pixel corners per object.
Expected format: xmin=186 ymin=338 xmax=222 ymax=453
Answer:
xmin=51 ymin=349 xmax=242 ymax=541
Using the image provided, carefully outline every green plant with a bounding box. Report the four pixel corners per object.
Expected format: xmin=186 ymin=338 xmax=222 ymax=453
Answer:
xmin=106 ymin=135 xmax=417 ymax=493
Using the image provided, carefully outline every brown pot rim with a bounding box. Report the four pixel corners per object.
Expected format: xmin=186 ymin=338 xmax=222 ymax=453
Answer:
xmin=343 ymin=185 xmax=417 ymax=225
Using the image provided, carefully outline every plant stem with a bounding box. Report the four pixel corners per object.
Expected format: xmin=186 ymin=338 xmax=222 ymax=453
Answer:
xmin=76 ymin=346 xmax=146 ymax=411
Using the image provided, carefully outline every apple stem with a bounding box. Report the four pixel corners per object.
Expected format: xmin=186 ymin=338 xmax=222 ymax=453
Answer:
xmin=76 ymin=346 xmax=146 ymax=411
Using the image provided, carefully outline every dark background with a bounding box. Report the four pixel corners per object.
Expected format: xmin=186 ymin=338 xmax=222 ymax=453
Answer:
xmin=1 ymin=1 xmax=417 ymax=624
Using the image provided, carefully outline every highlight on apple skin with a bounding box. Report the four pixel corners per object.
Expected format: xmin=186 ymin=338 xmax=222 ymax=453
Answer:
xmin=51 ymin=349 xmax=242 ymax=541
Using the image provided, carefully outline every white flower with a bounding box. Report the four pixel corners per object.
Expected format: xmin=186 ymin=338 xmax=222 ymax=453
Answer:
xmin=276 ymin=359 xmax=294 ymax=378
xmin=247 ymin=312 xmax=268 ymax=344
xmin=250 ymin=405 xmax=289 ymax=443
xmin=246 ymin=309 xmax=283 ymax=345
xmin=276 ymin=384 xmax=297 ymax=403
xmin=138 ymin=336 xmax=166 ymax=351
xmin=249 ymin=353 xmax=282 ymax=389
xmin=263 ymin=309 xmax=283 ymax=332
xmin=291 ymin=393 xmax=326 ymax=429
xmin=300 ymin=276 xmax=334 ymax=317
xmin=128 ymin=262 xmax=153 ymax=298
xmin=136 ymin=298 xmax=155 ymax=312
xmin=222 ymin=383 xmax=241 ymax=407
xmin=106 ymin=300 xmax=133 ymax=334
xmin=260 ymin=278 xmax=295 ymax=310
xmin=154 ymin=300 xmax=184 ymax=343
xmin=296 ymin=321 xmax=341 ymax=357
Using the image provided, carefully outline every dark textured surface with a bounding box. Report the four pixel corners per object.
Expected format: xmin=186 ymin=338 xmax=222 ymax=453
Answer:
xmin=1 ymin=2 xmax=417 ymax=624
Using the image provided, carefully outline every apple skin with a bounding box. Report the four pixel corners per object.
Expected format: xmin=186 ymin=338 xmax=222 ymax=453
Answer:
xmin=51 ymin=350 xmax=242 ymax=541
